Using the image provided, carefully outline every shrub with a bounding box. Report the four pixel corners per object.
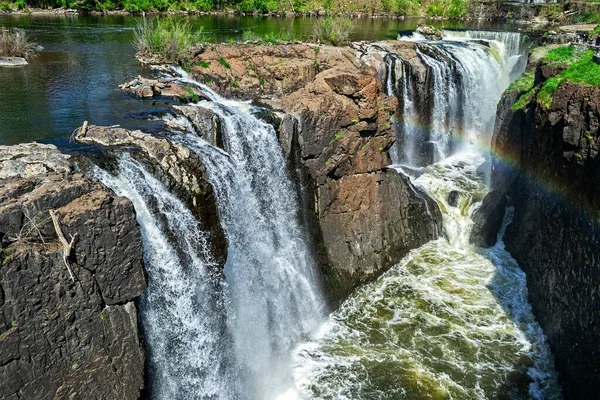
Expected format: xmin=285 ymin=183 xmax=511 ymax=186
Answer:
xmin=0 ymin=2 xmax=13 ymax=11
xmin=0 ymin=27 xmax=40 ymax=58
xmin=134 ymin=18 xmax=205 ymax=66
xmin=242 ymin=29 xmax=299 ymax=44
xmin=312 ymin=17 xmax=354 ymax=46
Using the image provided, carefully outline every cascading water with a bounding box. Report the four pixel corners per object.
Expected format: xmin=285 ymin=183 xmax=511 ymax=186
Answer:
xmin=167 ymin=69 xmax=326 ymax=399
xmin=293 ymin=32 xmax=561 ymax=398
xmin=389 ymin=31 xmax=526 ymax=168
xmin=85 ymin=30 xmax=560 ymax=400
xmin=93 ymin=155 xmax=240 ymax=400
xmin=293 ymin=153 xmax=561 ymax=399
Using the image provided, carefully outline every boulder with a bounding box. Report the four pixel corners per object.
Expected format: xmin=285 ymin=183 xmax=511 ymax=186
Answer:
xmin=0 ymin=143 xmax=146 ymax=399
xmin=469 ymin=190 xmax=508 ymax=248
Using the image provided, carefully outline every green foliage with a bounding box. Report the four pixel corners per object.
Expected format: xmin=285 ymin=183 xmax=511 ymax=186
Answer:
xmin=592 ymin=25 xmax=600 ymax=36
xmin=573 ymin=10 xmax=600 ymax=24
xmin=242 ymin=29 xmax=299 ymax=44
xmin=258 ymin=75 xmax=265 ymax=86
xmin=198 ymin=60 xmax=210 ymax=68
xmin=424 ymin=0 xmax=468 ymax=18
xmin=537 ymin=48 xmax=600 ymax=109
xmin=238 ymin=0 xmax=280 ymax=13
xmin=218 ymin=56 xmax=230 ymax=69
xmin=537 ymin=76 xmax=561 ymax=109
xmin=543 ymin=45 xmax=575 ymax=63
xmin=447 ymin=0 xmax=467 ymax=19
xmin=509 ymin=71 xmax=535 ymax=92
xmin=0 ymin=2 xmax=14 ymax=11
xmin=184 ymin=86 xmax=200 ymax=101
xmin=512 ymin=88 xmax=536 ymax=111
xmin=134 ymin=18 xmax=205 ymax=66
xmin=312 ymin=17 xmax=354 ymax=46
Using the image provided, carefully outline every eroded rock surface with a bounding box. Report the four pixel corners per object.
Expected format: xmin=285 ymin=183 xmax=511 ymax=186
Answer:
xmin=75 ymin=124 xmax=227 ymax=266
xmin=189 ymin=42 xmax=441 ymax=303
xmin=0 ymin=143 xmax=146 ymax=399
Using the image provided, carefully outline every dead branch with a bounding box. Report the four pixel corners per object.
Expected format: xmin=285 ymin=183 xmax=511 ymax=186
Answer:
xmin=23 ymin=211 xmax=46 ymax=244
xmin=49 ymin=210 xmax=77 ymax=282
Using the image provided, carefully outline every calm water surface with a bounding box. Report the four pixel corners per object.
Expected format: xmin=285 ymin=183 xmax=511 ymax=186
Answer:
xmin=0 ymin=14 xmax=521 ymax=147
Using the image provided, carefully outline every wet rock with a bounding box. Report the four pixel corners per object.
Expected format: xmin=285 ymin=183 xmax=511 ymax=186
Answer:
xmin=172 ymin=105 xmax=223 ymax=148
xmin=447 ymin=190 xmax=460 ymax=207
xmin=468 ymin=190 xmax=508 ymax=248
xmin=0 ymin=143 xmax=146 ymax=399
xmin=119 ymin=76 xmax=209 ymax=103
xmin=75 ymin=124 xmax=228 ymax=267
xmin=416 ymin=25 xmax=443 ymax=41
xmin=0 ymin=57 xmax=27 ymax=67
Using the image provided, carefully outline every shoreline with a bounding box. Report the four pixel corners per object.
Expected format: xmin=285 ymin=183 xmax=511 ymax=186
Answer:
xmin=0 ymin=3 xmax=580 ymax=24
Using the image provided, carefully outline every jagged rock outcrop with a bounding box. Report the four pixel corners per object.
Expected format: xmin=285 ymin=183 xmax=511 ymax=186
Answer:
xmin=469 ymin=190 xmax=508 ymax=248
xmin=489 ymin=54 xmax=600 ymax=399
xmin=75 ymin=124 xmax=227 ymax=266
xmin=120 ymin=76 xmax=208 ymax=102
xmin=0 ymin=143 xmax=146 ymax=399
xmin=191 ymin=43 xmax=441 ymax=303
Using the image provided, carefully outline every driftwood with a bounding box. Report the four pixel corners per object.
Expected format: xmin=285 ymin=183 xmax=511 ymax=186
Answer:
xmin=49 ymin=210 xmax=77 ymax=282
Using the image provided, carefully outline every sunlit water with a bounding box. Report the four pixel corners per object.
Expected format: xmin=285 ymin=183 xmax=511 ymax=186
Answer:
xmin=293 ymin=153 xmax=561 ymax=399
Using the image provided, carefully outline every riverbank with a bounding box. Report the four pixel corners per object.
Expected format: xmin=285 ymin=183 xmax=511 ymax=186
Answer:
xmin=1 ymin=1 xmax=600 ymax=24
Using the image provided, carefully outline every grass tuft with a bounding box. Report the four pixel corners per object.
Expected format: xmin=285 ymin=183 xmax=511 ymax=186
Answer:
xmin=134 ymin=18 xmax=205 ymax=67
xmin=0 ymin=27 xmax=40 ymax=58
xmin=312 ymin=17 xmax=354 ymax=46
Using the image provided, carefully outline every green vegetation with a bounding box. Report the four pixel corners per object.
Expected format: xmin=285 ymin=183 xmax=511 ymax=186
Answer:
xmin=0 ymin=0 xmax=471 ymax=17
xmin=0 ymin=27 xmax=40 ymax=58
xmin=134 ymin=18 xmax=205 ymax=66
xmin=573 ymin=10 xmax=600 ymax=24
xmin=312 ymin=16 xmax=354 ymax=45
xmin=509 ymin=71 xmax=534 ymax=93
xmin=241 ymin=29 xmax=298 ymax=44
xmin=184 ymin=86 xmax=200 ymax=101
xmin=198 ymin=60 xmax=210 ymax=68
xmin=591 ymin=24 xmax=600 ymax=36
xmin=218 ymin=56 xmax=230 ymax=69
xmin=543 ymin=45 xmax=576 ymax=63
xmin=513 ymin=46 xmax=600 ymax=111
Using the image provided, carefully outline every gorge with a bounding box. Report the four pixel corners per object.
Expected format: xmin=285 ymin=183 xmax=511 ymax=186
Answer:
xmin=1 ymin=16 xmax=599 ymax=400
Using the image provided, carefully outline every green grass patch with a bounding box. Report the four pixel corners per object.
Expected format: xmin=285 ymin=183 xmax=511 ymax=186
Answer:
xmin=543 ymin=45 xmax=576 ymax=63
xmin=242 ymin=29 xmax=299 ymax=44
xmin=218 ymin=56 xmax=230 ymax=69
xmin=198 ymin=60 xmax=210 ymax=68
xmin=512 ymin=88 xmax=536 ymax=111
xmin=509 ymin=71 xmax=535 ymax=92
xmin=134 ymin=18 xmax=206 ymax=67
xmin=312 ymin=17 xmax=354 ymax=46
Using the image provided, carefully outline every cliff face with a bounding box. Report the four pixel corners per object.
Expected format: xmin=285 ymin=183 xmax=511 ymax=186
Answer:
xmin=490 ymin=55 xmax=600 ymax=399
xmin=0 ymin=143 xmax=146 ymax=399
xmin=191 ymin=42 xmax=442 ymax=303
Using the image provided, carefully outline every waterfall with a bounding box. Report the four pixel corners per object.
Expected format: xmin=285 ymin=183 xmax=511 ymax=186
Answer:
xmin=166 ymin=69 xmax=326 ymax=399
xmin=390 ymin=31 xmax=526 ymax=168
xmin=294 ymin=153 xmax=562 ymax=399
xmin=93 ymin=155 xmax=241 ymax=400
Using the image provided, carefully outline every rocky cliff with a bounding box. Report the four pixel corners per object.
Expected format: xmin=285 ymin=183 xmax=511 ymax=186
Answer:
xmin=0 ymin=143 xmax=146 ymax=399
xmin=191 ymin=42 xmax=441 ymax=303
xmin=489 ymin=47 xmax=600 ymax=399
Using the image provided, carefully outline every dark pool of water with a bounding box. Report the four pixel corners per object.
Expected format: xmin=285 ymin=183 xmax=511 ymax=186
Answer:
xmin=0 ymin=14 xmax=522 ymax=148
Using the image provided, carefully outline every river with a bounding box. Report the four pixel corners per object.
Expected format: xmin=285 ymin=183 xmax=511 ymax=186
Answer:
xmin=1 ymin=14 xmax=519 ymax=147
